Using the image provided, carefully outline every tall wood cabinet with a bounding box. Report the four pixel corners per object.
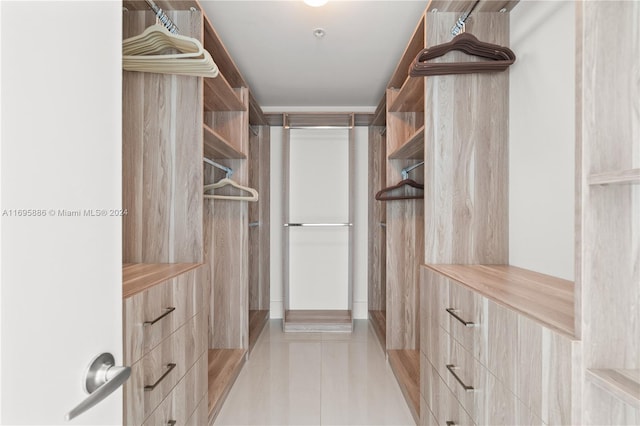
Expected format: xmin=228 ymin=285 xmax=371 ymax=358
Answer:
xmin=121 ymin=2 xmax=270 ymax=425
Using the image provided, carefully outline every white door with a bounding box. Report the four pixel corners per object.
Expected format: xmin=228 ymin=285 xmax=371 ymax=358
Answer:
xmin=1 ymin=2 xmax=123 ymax=424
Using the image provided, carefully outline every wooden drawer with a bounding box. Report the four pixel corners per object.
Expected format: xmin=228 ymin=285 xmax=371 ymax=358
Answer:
xmin=125 ymin=310 xmax=207 ymax=426
xmin=142 ymin=352 xmax=208 ymax=426
xmin=422 ymin=353 xmax=475 ymax=426
xmin=124 ymin=267 xmax=205 ymax=365
xmin=185 ymin=395 xmax=209 ymax=426
xmin=447 ymin=280 xmax=486 ymax=362
xmin=421 ymin=268 xmax=450 ymax=360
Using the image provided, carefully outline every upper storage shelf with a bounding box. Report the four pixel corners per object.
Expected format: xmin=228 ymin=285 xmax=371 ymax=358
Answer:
xmin=388 ymin=125 xmax=424 ymax=159
xmin=387 ymin=13 xmax=425 ymax=90
xmin=388 ymin=77 xmax=424 ymax=112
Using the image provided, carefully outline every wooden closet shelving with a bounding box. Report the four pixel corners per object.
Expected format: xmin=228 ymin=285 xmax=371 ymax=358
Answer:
xmin=204 ymin=123 xmax=246 ymax=159
xmin=122 ymin=263 xmax=202 ymax=299
xmin=203 ymin=76 xmax=246 ymax=112
xmin=587 ymin=168 xmax=640 ymax=186
xmin=388 ymin=349 xmax=420 ymax=421
xmin=586 ymin=369 xmax=640 ymax=409
xmin=207 ymin=348 xmax=247 ymax=421
xmin=388 ymin=125 xmax=424 ymax=160
xmin=388 ymin=77 xmax=424 ymax=113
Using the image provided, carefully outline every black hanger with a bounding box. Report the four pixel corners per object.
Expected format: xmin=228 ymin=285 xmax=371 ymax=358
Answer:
xmin=410 ymin=32 xmax=516 ymax=77
xmin=375 ymin=179 xmax=424 ymax=201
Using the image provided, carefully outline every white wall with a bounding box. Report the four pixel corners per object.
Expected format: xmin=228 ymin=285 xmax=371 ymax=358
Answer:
xmin=270 ymin=126 xmax=369 ymax=318
xmin=509 ymin=1 xmax=575 ymax=280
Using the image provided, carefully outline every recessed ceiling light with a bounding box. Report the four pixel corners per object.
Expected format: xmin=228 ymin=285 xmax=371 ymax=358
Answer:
xmin=304 ymin=0 xmax=328 ymax=7
xmin=313 ymin=28 xmax=326 ymax=38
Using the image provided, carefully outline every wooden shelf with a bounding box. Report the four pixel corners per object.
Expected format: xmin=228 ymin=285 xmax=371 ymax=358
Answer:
xmin=203 ymin=74 xmax=246 ymax=112
xmin=588 ymin=168 xmax=640 ymax=185
xmin=424 ymin=264 xmax=576 ymax=339
xmin=208 ymin=348 xmax=246 ymax=423
xmin=248 ymin=309 xmax=269 ymax=352
xmin=587 ymin=369 xmax=640 ymax=409
xmin=369 ymin=310 xmax=386 ymax=349
xmin=202 ymin=10 xmax=247 ymax=90
xmin=387 ymin=14 xmax=425 ymax=90
xmin=203 ymin=123 xmax=246 ymax=159
xmin=372 ymin=96 xmax=387 ymax=126
xmin=283 ymin=310 xmax=352 ymax=332
xmin=388 ymin=349 xmax=420 ymax=424
xmin=388 ymin=125 xmax=424 ymax=160
xmin=122 ymin=263 xmax=202 ymax=299
xmin=388 ymin=77 xmax=425 ymax=113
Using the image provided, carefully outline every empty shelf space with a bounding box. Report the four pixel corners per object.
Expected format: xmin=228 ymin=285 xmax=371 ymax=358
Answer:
xmin=122 ymin=263 xmax=202 ymax=299
xmin=588 ymin=168 xmax=640 ymax=185
xmin=389 ymin=77 xmax=424 ymax=112
xmin=388 ymin=125 xmax=425 ymax=160
xmin=203 ymin=123 xmax=246 ymax=159
xmin=425 ymin=264 xmax=575 ymax=339
xmin=388 ymin=349 xmax=420 ymax=423
xmin=203 ymin=74 xmax=246 ymax=112
xmin=248 ymin=309 xmax=269 ymax=352
xmin=208 ymin=348 xmax=247 ymax=424
xmin=284 ymin=310 xmax=352 ymax=332
xmin=587 ymin=369 xmax=640 ymax=409
xmin=369 ymin=310 xmax=386 ymax=349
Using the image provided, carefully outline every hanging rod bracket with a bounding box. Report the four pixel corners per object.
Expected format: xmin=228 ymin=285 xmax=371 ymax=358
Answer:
xmin=401 ymin=161 xmax=424 ymax=180
xmin=204 ymin=157 xmax=233 ymax=179
xmin=145 ymin=0 xmax=179 ymax=34
xmin=451 ymin=0 xmax=480 ymax=36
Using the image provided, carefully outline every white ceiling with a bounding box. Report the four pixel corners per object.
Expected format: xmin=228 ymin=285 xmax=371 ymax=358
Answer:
xmin=199 ymin=0 xmax=429 ymax=112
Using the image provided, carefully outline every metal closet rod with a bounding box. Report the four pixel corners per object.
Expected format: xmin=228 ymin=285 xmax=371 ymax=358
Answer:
xmin=203 ymin=157 xmax=233 ymax=179
xmin=401 ymin=161 xmax=424 ymax=180
xmin=145 ymin=0 xmax=180 ymax=34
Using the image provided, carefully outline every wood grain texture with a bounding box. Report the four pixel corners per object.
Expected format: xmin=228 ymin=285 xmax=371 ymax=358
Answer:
xmin=122 ymin=263 xmax=202 ymax=299
xmin=386 ymin=88 xmax=425 ymax=351
xmin=388 ymin=125 xmax=424 ymax=160
xmin=125 ymin=310 xmax=207 ymax=425
xmin=387 ymin=13 xmax=425 ymax=89
xmin=587 ymin=369 xmax=640 ymax=409
xmin=203 ymin=74 xmax=246 ymax=112
xmin=185 ymin=395 xmax=208 ymax=426
xmin=423 ymin=12 xmax=509 ymax=266
xmin=588 ymin=168 xmax=640 ymax=186
xmin=388 ymin=349 xmax=421 ymax=423
xmin=425 ymin=264 xmax=575 ymax=338
xmin=248 ymin=91 xmax=267 ymax=126
xmin=207 ymin=349 xmax=246 ymax=424
xmin=204 ymin=88 xmax=250 ymax=350
xmin=389 ymin=77 xmax=425 ymax=113
xmin=372 ymin=96 xmax=387 ymax=126
xmin=203 ymin=123 xmax=246 ymax=159
xmin=122 ymin=10 xmax=203 ymax=264
xmin=248 ymin=309 xmax=269 ymax=352
xmin=124 ymin=266 xmax=205 ymax=365
xmin=368 ymin=126 xmax=387 ymax=312
xmin=585 ymin=379 xmax=640 ymax=426
xmin=369 ymin=310 xmax=387 ymax=350
xmin=142 ymin=352 xmax=208 ymax=426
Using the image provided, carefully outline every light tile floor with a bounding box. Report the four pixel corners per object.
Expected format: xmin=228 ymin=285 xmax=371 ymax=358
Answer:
xmin=214 ymin=319 xmax=415 ymax=426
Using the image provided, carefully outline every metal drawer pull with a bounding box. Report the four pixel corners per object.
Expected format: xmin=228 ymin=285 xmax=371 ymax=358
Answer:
xmin=144 ymin=363 xmax=176 ymax=391
xmin=144 ymin=307 xmax=176 ymax=326
xmin=446 ymin=422 xmax=456 ymax=426
xmin=446 ymin=308 xmax=475 ymax=327
xmin=446 ymin=364 xmax=474 ymax=392
xmin=168 ymin=421 xmax=177 ymax=426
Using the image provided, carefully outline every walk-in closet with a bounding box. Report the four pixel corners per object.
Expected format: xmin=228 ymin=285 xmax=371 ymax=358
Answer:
xmin=1 ymin=0 xmax=637 ymax=425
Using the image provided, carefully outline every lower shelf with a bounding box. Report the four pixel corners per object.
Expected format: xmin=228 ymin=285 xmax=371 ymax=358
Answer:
xmin=587 ymin=368 xmax=640 ymax=409
xmin=388 ymin=349 xmax=420 ymax=424
xmin=283 ymin=310 xmax=352 ymax=332
xmin=248 ymin=309 xmax=269 ymax=352
xmin=208 ymin=348 xmax=246 ymax=424
xmin=369 ymin=310 xmax=386 ymax=350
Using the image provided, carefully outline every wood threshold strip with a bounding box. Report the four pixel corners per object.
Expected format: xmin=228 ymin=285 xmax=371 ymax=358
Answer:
xmin=208 ymin=348 xmax=246 ymax=424
xmin=588 ymin=168 xmax=640 ymax=185
xmin=388 ymin=125 xmax=425 ymax=160
xmin=388 ymin=349 xmax=420 ymax=424
xmin=122 ymin=263 xmax=202 ymax=299
xmin=587 ymin=368 xmax=640 ymax=409
xmin=425 ymin=264 xmax=575 ymax=338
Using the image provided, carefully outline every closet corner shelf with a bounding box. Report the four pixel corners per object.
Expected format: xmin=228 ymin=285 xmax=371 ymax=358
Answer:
xmin=588 ymin=168 xmax=640 ymax=186
xmin=208 ymin=348 xmax=247 ymax=424
xmin=122 ymin=263 xmax=202 ymax=299
xmin=388 ymin=349 xmax=420 ymax=424
xmin=586 ymin=369 xmax=640 ymax=409
xmin=203 ymin=123 xmax=246 ymax=159
xmin=388 ymin=77 xmax=425 ymax=113
xmin=388 ymin=125 xmax=425 ymax=160
xmin=424 ymin=264 xmax=576 ymax=339
xmin=203 ymin=73 xmax=246 ymax=112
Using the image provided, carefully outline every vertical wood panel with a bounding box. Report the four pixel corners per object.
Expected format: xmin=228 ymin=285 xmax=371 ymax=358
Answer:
xmin=368 ymin=126 xmax=387 ymax=312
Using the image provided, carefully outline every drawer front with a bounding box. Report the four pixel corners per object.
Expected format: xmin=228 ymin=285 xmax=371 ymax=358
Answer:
xmin=125 ymin=310 xmax=207 ymax=426
xmin=185 ymin=395 xmax=209 ymax=426
xmin=124 ymin=267 xmax=205 ymax=365
xmin=422 ymin=354 xmax=475 ymax=426
xmin=585 ymin=380 xmax=640 ymax=426
xmin=142 ymin=352 xmax=208 ymax=426
xmin=421 ymin=268 xmax=450 ymax=360
xmin=447 ymin=280 xmax=486 ymax=362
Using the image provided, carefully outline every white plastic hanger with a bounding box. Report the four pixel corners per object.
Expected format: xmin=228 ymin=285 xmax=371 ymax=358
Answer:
xmin=122 ymin=24 xmax=219 ymax=78
xmin=204 ymin=178 xmax=259 ymax=202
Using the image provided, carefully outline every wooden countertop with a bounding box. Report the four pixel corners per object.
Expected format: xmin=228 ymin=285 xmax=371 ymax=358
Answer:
xmin=123 ymin=263 xmax=202 ymax=299
xmin=423 ymin=264 xmax=575 ymax=339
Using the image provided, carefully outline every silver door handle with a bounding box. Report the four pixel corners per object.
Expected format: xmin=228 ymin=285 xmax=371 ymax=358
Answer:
xmin=65 ymin=353 xmax=131 ymax=421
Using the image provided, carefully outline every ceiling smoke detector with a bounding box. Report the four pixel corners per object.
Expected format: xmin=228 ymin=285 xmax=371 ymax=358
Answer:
xmin=313 ymin=28 xmax=326 ymax=38
xmin=304 ymin=0 xmax=328 ymax=7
